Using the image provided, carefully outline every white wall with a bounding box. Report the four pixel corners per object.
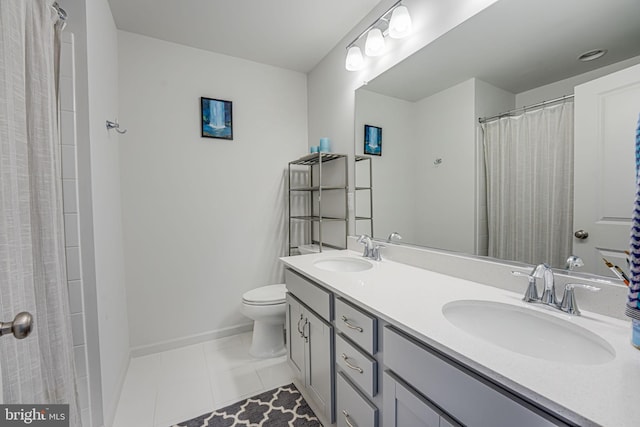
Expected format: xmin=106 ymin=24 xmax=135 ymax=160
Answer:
xmin=85 ymin=1 xmax=130 ymax=425
xmin=118 ymin=31 xmax=308 ymax=351
xmin=412 ymin=79 xmax=477 ymax=253
xmin=354 ymin=78 xmax=516 ymax=254
xmin=354 ymin=89 xmax=417 ymax=241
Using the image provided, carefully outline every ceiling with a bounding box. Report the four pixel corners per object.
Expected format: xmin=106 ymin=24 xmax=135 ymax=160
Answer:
xmin=107 ymin=0 xmax=383 ymax=73
xmin=364 ymin=0 xmax=640 ymax=101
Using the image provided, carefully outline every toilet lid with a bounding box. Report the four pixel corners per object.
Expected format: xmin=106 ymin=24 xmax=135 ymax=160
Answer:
xmin=242 ymin=284 xmax=287 ymax=305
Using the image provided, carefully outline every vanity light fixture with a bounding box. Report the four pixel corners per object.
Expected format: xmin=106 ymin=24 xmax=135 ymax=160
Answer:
xmin=344 ymin=0 xmax=412 ymax=71
xmin=365 ymin=28 xmax=385 ymax=56
xmin=345 ymin=46 xmax=365 ymax=71
xmin=389 ymin=5 xmax=412 ymax=39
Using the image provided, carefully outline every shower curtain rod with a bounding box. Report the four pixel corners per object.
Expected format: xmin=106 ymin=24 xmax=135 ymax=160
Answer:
xmin=52 ymin=2 xmax=67 ymax=21
xmin=478 ymin=94 xmax=574 ymax=124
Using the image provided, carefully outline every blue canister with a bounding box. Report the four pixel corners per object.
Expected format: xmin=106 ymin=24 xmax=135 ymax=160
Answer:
xmin=310 ymin=146 xmax=319 ymax=153
xmin=633 ymin=319 xmax=640 ymax=349
xmin=319 ymin=137 xmax=330 ymax=152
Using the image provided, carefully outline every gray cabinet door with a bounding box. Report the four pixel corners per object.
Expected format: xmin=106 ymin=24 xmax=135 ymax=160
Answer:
xmin=383 ymin=371 xmax=442 ymax=427
xmin=286 ymin=294 xmax=305 ymax=383
xmin=305 ymin=306 xmax=335 ymax=424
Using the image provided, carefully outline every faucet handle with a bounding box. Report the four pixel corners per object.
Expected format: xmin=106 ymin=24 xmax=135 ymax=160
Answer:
xmin=559 ymin=283 xmax=600 ymax=315
xmin=372 ymin=244 xmax=386 ymax=261
xmin=512 ymin=271 xmax=539 ymax=302
xmin=357 ymin=235 xmax=372 ymax=258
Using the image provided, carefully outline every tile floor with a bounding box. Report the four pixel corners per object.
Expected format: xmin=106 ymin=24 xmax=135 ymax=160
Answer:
xmin=112 ymin=332 xmax=295 ymax=427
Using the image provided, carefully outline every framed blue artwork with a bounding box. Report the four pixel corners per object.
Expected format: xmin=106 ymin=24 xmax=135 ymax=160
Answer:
xmin=364 ymin=124 xmax=382 ymax=156
xmin=201 ymin=97 xmax=233 ymax=140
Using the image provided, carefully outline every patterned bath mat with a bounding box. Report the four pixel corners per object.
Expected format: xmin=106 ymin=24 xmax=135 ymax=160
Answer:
xmin=171 ymin=383 xmax=322 ymax=427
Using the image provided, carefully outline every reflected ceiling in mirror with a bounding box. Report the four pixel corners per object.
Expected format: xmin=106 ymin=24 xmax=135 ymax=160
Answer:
xmin=353 ymin=0 xmax=640 ymax=277
xmin=362 ymin=0 xmax=640 ymax=102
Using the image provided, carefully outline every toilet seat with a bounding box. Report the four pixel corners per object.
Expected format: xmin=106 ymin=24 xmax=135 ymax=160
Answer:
xmin=242 ymin=284 xmax=286 ymax=306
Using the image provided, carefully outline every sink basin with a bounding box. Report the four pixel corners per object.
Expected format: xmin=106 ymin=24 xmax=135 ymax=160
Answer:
xmin=313 ymin=257 xmax=373 ymax=273
xmin=442 ymin=300 xmax=615 ymax=365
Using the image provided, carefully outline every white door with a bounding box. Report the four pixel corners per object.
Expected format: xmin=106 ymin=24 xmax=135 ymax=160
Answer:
xmin=573 ymin=63 xmax=640 ymax=278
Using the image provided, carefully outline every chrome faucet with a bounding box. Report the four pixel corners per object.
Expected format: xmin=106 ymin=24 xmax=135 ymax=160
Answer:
xmin=371 ymin=244 xmax=386 ymax=261
xmin=512 ymin=264 xmax=599 ymax=315
xmin=387 ymin=232 xmax=402 ymax=243
xmin=535 ymin=264 xmax=557 ymax=305
xmin=565 ymin=255 xmax=584 ymax=271
xmin=357 ymin=235 xmax=385 ymax=261
xmin=357 ymin=235 xmax=374 ymax=258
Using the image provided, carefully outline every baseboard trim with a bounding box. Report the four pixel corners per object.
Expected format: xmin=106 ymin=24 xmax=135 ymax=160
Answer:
xmin=129 ymin=322 xmax=254 ymax=358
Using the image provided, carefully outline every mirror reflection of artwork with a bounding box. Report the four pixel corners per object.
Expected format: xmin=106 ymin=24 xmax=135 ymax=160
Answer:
xmin=201 ymin=97 xmax=233 ymax=140
xmin=364 ymin=124 xmax=382 ymax=156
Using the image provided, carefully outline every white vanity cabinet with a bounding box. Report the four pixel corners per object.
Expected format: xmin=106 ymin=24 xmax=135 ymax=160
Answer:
xmin=285 ymin=269 xmax=335 ymax=424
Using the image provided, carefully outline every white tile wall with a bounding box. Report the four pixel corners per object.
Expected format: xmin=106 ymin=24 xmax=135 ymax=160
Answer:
xmin=62 ymin=179 xmax=78 ymax=213
xmin=61 ymin=145 xmax=77 ymax=180
xmin=65 ymin=247 xmax=82 ymax=281
xmin=59 ymin=32 xmax=92 ymax=425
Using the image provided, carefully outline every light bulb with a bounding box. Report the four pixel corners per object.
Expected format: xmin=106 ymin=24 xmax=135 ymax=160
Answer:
xmin=345 ymin=46 xmax=364 ymax=71
xmin=389 ymin=5 xmax=412 ymax=39
xmin=365 ymin=28 xmax=385 ymax=57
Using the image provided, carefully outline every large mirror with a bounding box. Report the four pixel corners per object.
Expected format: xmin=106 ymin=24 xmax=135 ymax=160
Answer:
xmin=353 ymin=0 xmax=640 ymax=277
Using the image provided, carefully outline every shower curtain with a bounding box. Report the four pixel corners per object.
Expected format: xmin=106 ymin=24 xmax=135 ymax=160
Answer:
xmin=0 ymin=0 xmax=80 ymax=425
xmin=482 ymin=102 xmax=574 ymax=268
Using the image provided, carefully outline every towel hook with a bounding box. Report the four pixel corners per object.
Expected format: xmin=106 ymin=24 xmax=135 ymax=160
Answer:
xmin=106 ymin=120 xmax=127 ymax=134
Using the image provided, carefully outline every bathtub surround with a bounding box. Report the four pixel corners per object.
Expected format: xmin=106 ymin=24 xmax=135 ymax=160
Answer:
xmin=57 ymin=1 xmax=132 ymax=426
xmin=118 ymin=31 xmax=308 ymax=352
xmin=60 ymin=32 xmax=92 ymax=427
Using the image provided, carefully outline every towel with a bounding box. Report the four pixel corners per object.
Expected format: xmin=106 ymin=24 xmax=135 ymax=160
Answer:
xmin=626 ymin=114 xmax=640 ymax=320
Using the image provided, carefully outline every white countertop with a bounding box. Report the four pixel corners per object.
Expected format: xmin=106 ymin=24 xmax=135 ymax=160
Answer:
xmin=281 ymin=250 xmax=640 ymax=427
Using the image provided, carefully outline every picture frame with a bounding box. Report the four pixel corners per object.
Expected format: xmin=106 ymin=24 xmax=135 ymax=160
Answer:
xmin=364 ymin=124 xmax=382 ymax=156
xmin=201 ymin=97 xmax=233 ymax=140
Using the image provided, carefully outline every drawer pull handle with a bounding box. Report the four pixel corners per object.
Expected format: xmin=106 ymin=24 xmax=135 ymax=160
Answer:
xmin=341 ymin=353 xmax=363 ymax=374
xmin=297 ymin=315 xmax=305 ymax=337
xmin=341 ymin=315 xmax=363 ymax=333
xmin=342 ymin=410 xmax=355 ymax=427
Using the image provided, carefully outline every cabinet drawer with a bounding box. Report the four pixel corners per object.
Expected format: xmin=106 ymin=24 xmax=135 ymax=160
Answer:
xmin=285 ymin=269 xmax=332 ymax=321
xmin=335 ymin=297 xmax=377 ymax=354
xmin=384 ymin=326 xmax=569 ymax=427
xmin=336 ymin=333 xmax=377 ymax=397
xmin=337 ymin=371 xmax=378 ymax=427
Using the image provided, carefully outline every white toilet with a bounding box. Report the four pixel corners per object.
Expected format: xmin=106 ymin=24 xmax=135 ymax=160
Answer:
xmin=241 ymin=284 xmax=287 ymax=358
